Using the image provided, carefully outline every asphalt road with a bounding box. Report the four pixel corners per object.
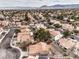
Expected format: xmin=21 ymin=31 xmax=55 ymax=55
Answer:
xmin=0 ymin=28 xmax=21 ymax=59
xmin=51 ymin=41 xmax=79 ymax=59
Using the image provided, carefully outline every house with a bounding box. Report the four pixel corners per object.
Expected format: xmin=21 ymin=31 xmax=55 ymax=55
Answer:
xmin=35 ymin=23 xmax=47 ymax=29
xmin=73 ymin=42 xmax=79 ymax=56
xmin=20 ymin=25 xmax=30 ymax=33
xmin=63 ymin=17 xmax=68 ymax=21
xmin=50 ymin=20 xmax=61 ymax=25
xmin=12 ymin=21 xmax=22 ymax=27
xmin=0 ymin=14 xmax=4 ymax=19
xmin=58 ymin=38 xmax=76 ymax=50
xmin=48 ymin=29 xmax=63 ymax=41
xmin=27 ymin=12 xmax=35 ymax=21
xmin=0 ymin=20 xmax=9 ymax=27
xmin=12 ymin=12 xmax=25 ymax=21
xmin=17 ymin=33 xmax=33 ymax=42
xmin=75 ymin=26 xmax=79 ymax=31
xmin=17 ymin=25 xmax=33 ymax=43
xmin=67 ymin=35 xmax=79 ymax=56
xmin=62 ymin=24 xmax=74 ymax=31
xmin=15 ymin=21 xmax=22 ymax=27
xmin=28 ymin=42 xmax=50 ymax=55
xmin=38 ymin=13 xmax=45 ymax=20
xmin=70 ymin=35 xmax=79 ymax=56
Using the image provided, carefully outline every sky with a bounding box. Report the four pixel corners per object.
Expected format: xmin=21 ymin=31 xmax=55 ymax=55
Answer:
xmin=0 ymin=0 xmax=79 ymax=7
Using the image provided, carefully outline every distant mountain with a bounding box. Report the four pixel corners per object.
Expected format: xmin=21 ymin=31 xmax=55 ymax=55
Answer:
xmin=40 ymin=4 xmax=79 ymax=9
xmin=0 ymin=4 xmax=79 ymax=10
xmin=41 ymin=5 xmax=48 ymax=7
xmin=51 ymin=4 xmax=65 ymax=7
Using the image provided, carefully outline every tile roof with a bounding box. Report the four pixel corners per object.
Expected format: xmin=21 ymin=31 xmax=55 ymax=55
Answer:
xmin=48 ymin=29 xmax=61 ymax=36
xmin=28 ymin=42 xmax=49 ymax=55
xmin=59 ymin=38 xmax=76 ymax=49
xmin=17 ymin=33 xmax=32 ymax=42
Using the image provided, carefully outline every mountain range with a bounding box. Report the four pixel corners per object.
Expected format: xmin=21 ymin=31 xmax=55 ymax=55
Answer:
xmin=0 ymin=4 xmax=79 ymax=10
xmin=40 ymin=4 xmax=79 ymax=9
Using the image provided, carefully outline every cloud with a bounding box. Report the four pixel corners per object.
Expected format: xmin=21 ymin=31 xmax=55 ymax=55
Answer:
xmin=0 ymin=0 xmax=79 ymax=7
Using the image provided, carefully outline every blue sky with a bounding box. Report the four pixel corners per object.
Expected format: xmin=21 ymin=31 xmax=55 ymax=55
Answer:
xmin=0 ymin=0 xmax=79 ymax=7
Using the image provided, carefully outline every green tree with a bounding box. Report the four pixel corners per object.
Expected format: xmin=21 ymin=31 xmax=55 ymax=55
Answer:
xmin=57 ymin=15 xmax=63 ymax=20
xmin=34 ymin=28 xmax=51 ymax=42
xmin=63 ymin=30 xmax=72 ymax=37
xmin=43 ymin=13 xmax=50 ymax=20
xmin=15 ymin=29 xmax=21 ymax=34
xmin=54 ymin=24 xmax=62 ymax=28
xmin=24 ymin=13 xmax=30 ymax=22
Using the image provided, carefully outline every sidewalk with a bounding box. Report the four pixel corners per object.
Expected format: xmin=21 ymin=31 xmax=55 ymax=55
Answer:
xmin=10 ymin=33 xmax=23 ymax=59
xmin=10 ymin=42 xmax=22 ymax=59
xmin=0 ymin=29 xmax=10 ymax=43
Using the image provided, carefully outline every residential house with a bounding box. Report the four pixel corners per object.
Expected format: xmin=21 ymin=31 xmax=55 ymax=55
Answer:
xmin=48 ymin=29 xmax=63 ymax=41
xmin=35 ymin=23 xmax=47 ymax=29
xmin=73 ymin=42 xmax=79 ymax=56
xmin=20 ymin=25 xmax=31 ymax=34
xmin=50 ymin=20 xmax=61 ymax=25
xmin=12 ymin=12 xmax=25 ymax=21
xmin=70 ymin=35 xmax=79 ymax=56
xmin=26 ymin=42 xmax=51 ymax=59
xmin=62 ymin=24 xmax=74 ymax=31
xmin=17 ymin=25 xmax=33 ymax=43
xmin=27 ymin=12 xmax=35 ymax=21
xmin=0 ymin=20 xmax=9 ymax=27
xmin=58 ymin=38 xmax=76 ymax=50
xmin=38 ymin=13 xmax=45 ymax=20
xmin=28 ymin=42 xmax=50 ymax=55
xmin=17 ymin=33 xmax=32 ymax=42
xmin=12 ymin=21 xmax=22 ymax=27
xmin=0 ymin=14 xmax=4 ymax=19
xmin=75 ymin=26 xmax=79 ymax=31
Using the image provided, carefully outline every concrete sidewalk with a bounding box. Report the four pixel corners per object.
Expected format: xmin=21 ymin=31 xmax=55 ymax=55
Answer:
xmin=10 ymin=33 xmax=22 ymax=59
xmin=0 ymin=29 xmax=10 ymax=43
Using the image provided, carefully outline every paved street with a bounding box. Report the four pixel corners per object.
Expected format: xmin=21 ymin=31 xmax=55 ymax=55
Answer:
xmin=0 ymin=28 xmax=21 ymax=59
xmin=51 ymin=41 xmax=79 ymax=59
